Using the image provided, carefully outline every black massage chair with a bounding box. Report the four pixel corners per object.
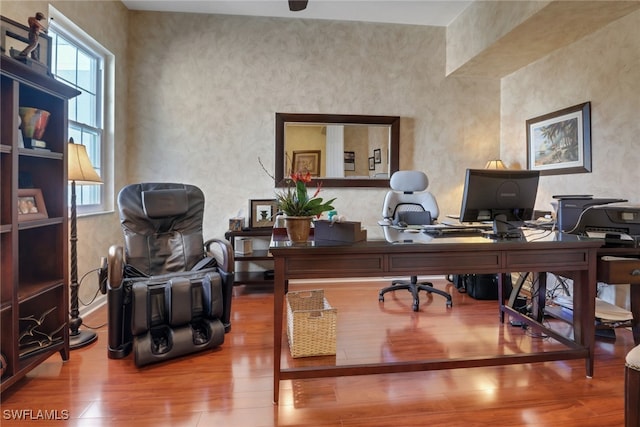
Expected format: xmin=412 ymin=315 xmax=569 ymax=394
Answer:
xmin=104 ymin=183 xmax=233 ymax=367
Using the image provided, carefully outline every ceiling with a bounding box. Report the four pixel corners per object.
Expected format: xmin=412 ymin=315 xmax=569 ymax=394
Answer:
xmin=120 ymin=0 xmax=473 ymax=27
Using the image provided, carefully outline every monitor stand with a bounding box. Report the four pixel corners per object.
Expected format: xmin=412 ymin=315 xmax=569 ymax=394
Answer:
xmin=482 ymin=214 xmax=523 ymax=239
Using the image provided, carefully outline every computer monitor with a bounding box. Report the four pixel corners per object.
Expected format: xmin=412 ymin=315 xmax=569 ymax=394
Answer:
xmin=459 ymin=169 xmax=540 ymax=223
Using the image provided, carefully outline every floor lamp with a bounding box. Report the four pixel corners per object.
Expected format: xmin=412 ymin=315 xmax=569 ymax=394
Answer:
xmin=68 ymin=138 xmax=102 ymax=349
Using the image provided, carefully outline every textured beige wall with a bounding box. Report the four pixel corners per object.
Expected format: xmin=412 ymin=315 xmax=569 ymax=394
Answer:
xmin=501 ymin=9 xmax=640 ymax=209
xmin=447 ymin=0 xmax=548 ymax=75
xmin=501 ymin=9 xmax=640 ymax=307
xmin=1 ymin=1 xmax=128 ymax=306
xmin=126 ymin=12 xmax=501 ymax=240
xmin=447 ymin=1 xmax=639 ymax=78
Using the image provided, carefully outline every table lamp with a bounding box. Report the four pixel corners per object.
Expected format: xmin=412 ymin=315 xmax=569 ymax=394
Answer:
xmin=68 ymin=138 xmax=102 ymax=349
xmin=484 ymin=159 xmax=507 ymax=169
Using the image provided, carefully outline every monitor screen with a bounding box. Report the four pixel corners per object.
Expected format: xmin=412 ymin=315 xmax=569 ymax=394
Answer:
xmin=459 ymin=169 xmax=540 ymax=223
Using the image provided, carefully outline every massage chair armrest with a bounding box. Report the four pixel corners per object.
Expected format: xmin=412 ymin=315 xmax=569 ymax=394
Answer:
xmin=204 ymin=238 xmax=234 ymax=274
xmin=107 ymin=245 xmax=125 ymax=289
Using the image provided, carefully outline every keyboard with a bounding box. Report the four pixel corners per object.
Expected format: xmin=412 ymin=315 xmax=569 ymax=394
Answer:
xmin=433 ymin=220 xmax=494 ymax=230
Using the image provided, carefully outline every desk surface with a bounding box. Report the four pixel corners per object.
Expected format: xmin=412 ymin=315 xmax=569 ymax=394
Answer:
xmin=269 ymin=229 xmax=602 ymax=403
xmin=270 ymin=228 xmax=600 ymax=279
xmin=272 ymin=227 xmax=594 ymax=249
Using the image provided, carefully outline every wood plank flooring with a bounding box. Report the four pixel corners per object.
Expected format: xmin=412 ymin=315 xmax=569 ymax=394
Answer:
xmin=0 ymin=278 xmax=634 ymax=426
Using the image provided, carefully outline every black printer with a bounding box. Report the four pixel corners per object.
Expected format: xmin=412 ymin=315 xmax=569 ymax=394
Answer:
xmin=571 ymin=202 xmax=640 ymax=247
xmin=554 ymin=195 xmax=626 ymax=232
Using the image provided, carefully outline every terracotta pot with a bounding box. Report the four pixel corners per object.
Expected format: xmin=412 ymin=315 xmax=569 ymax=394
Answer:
xmin=285 ymin=216 xmax=313 ymax=243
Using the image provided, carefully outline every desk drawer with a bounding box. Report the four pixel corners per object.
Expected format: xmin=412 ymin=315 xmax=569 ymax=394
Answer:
xmin=598 ymin=256 xmax=640 ymax=284
xmin=388 ymin=252 xmax=501 ymax=273
xmin=285 ymin=255 xmax=384 ymax=277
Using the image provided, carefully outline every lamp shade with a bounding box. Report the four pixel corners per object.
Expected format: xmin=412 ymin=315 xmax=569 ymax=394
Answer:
xmin=484 ymin=159 xmax=507 ymax=170
xmin=68 ymin=140 xmax=102 ymax=184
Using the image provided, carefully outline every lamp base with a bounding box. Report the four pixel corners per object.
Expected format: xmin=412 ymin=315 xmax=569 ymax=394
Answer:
xmin=69 ymin=329 xmax=97 ymax=349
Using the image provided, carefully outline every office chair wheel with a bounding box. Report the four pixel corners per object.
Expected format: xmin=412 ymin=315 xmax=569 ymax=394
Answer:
xmin=446 ymin=300 xmax=453 ymax=308
xmin=412 ymin=302 xmax=419 ymax=312
xmin=378 ymin=293 xmax=385 ymax=302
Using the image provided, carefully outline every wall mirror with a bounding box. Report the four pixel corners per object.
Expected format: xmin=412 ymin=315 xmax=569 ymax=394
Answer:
xmin=275 ymin=113 xmax=400 ymax=188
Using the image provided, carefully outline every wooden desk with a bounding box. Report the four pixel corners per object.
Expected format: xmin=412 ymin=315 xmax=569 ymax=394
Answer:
xmin=269 ymin=229 xmax=602 ymax=404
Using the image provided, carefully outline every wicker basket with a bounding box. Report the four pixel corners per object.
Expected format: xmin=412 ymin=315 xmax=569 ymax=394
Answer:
xmin=286 ymin=289 xmax=337 ymax=358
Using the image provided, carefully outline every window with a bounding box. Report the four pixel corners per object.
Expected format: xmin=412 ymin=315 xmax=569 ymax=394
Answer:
xmin=48 ymin=8 xmax=113 ymax=214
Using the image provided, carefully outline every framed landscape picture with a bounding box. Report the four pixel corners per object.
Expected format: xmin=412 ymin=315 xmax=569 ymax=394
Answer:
xmin=526 ymin=102 xmax=591 ymax=176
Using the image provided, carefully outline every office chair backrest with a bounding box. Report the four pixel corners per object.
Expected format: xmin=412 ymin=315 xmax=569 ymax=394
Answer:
xmin=118 ymin=183 xmax=206 ymax=275
xmin=382 ymin=170 xmax=439 ymax=224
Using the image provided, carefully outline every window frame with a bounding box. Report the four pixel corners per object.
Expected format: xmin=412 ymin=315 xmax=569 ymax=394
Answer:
xmin=48 ymin=6 xmax=114 ymax=216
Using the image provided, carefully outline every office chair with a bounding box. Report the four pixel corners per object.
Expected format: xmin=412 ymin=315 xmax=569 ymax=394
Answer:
xmin=104 ymin=183 xmax=234 ymax=367
xmin=378 ymin=170 xmax=453 ymax=312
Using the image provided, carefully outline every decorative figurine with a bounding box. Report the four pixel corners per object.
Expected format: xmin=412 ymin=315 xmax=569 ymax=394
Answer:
xmin=19 ymin=12 xmax=47 ymax=61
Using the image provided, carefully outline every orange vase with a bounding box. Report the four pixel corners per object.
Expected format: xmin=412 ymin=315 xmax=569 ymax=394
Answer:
xmin=285 ymin=216 xmax=312 ymax=243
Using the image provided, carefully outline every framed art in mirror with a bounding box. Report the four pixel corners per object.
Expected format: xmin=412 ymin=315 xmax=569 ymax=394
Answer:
xmin=373 ymin=148 xmax=381 ymax=164
xmin=343 ymin=151 xmax=355 ymax=171
xmin=292 ymin=150 xmax=321 ymax=176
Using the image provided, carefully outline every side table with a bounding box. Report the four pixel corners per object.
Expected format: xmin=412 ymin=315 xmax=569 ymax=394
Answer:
xmin=224 ymin=228 xmax=274 ymax=286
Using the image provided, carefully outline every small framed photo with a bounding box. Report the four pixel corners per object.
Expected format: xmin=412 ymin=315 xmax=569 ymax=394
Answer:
xmin=343 ymin=151 xmax=355 ymax=171
xmin=368 ymin=157 xmax=375 ymax=171
xmin=526 ymin=102 xmax=591 ymax=176
xmin=374 ymin=148 xmax=381 ymax=164
xmin=292 ymin=150 xmax=321 ymax=177
xmin=1 ymin=15 xmax=52 ymax=75
xmin=249 ymin=199 xmax=278 ymax=229
xmin=17 ymin=188 xmax=48 ymax=221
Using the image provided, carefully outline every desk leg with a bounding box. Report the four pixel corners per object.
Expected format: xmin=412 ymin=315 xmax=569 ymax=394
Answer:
xmin=273 ymin=259 xmax=285 ymax=404
xmin=498 ymin=273 xmax=509 ymax=323
xmin=529 ymin=272 xmax=547 ymax=323
xmin=573 ymin=267 xmax=596 ymax=377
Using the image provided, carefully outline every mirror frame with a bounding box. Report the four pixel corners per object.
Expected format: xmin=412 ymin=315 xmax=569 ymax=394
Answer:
xmin=275 ymin=113 xmax=400 ymax=188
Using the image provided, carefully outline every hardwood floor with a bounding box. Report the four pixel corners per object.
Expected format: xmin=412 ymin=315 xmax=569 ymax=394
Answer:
xmin=1 ymin=278 xmax=634 ymax=426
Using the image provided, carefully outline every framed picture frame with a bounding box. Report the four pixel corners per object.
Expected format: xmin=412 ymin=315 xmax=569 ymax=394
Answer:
xmin=1 ymin=15 xmax=52 ymax=75
xmin=374 ymin=148 xmax=381 ymax=164
xmin=526 ymin=102 xmax=591 ymax=176
xmin=292 ymin=150 xmax=321 ymax=177
xmin=249 ymin=199 xmax=279 ymax=229
xmin=17 ymin=188 xmax=48 ymax=221
xmin=368 ymin=157 xmax=375 ymax=171
xmin=343 ymin=151 xmax=355 ymax=171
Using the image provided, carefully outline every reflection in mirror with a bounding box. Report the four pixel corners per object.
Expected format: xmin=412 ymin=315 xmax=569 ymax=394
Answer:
xmin=275 ymin=113 xmax=400 ymax=188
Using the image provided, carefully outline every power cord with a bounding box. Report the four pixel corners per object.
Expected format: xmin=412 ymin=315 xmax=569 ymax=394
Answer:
xmin=77 ymin=267 xmax=107 ymax=330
